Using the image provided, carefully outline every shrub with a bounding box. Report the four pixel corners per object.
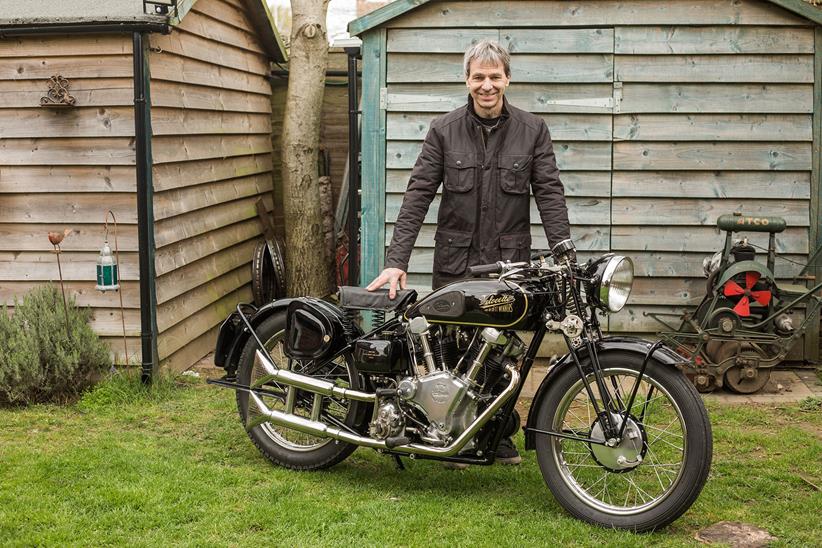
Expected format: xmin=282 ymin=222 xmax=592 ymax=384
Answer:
xmin=0 ymin=284 xmax=111 ymax=405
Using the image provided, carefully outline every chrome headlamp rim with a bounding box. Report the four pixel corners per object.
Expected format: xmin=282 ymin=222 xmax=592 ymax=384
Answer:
xmin=590 ymin=255 xmax=634 ymax=313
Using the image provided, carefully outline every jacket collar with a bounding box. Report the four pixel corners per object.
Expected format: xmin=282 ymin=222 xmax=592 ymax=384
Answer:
xmin=466 ymin=95 xmax=511 ymax=124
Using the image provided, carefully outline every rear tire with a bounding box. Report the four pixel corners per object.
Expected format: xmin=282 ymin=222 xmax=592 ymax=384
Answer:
xmin=534 ymin=352 xmax=712 ymax=532
xmin=236 ymin=312 xmax=362 ymax=470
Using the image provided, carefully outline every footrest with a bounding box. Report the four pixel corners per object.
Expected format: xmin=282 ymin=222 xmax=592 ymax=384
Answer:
xmin=338 ymin=286 xmax=417 ymax=312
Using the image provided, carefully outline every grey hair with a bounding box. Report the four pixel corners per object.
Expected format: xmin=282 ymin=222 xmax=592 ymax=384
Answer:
xmin=463 ymin=39 xmax=511 ymax=78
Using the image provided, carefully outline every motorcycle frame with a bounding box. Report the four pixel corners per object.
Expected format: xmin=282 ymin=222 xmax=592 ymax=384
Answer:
xmin=209 ymin=267 xmax=657 ymax=465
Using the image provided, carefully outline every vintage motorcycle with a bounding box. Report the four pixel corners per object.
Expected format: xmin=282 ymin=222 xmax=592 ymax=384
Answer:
xmin=210 ymin=240 xmax=712 ymax=532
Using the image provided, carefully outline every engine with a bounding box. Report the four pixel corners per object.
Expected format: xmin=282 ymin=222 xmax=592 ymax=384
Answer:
xmin=365 ymin=316 xmax=525 ymax=447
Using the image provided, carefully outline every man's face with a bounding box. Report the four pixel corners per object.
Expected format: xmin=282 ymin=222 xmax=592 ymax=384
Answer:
xmin=465 ymin=59 xmax=510 ymax=117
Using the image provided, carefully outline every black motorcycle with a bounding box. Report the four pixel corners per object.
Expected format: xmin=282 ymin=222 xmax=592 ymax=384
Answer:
xmin=210 ymin=240 xmax=712 ymax=532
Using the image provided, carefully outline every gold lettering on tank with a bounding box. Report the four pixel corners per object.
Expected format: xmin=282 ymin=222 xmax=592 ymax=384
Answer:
xmin=480 ymin=294 xmax=515 ymax=313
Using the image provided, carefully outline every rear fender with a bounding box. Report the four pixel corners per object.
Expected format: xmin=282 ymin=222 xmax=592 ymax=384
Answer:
xmin=214 ymin=299 xmax=301 ymax=375
xmin=523 ymin=337 xmax=686 ymax=450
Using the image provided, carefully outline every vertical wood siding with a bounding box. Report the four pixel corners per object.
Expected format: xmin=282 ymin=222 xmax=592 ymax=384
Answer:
xmin=0 ymin=33 xmax=140 ymax=363
xmin=373 ymin=0 xmax=816 ymax=356
xmin=149 ymin=0 xmax=275 ymax=371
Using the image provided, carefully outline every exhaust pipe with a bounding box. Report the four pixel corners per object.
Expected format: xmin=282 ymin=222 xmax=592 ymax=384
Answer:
xmin=254 ymin=349 xmax=376 ymax=402
xmin=249 ymin=362 xmax=520 ymax=457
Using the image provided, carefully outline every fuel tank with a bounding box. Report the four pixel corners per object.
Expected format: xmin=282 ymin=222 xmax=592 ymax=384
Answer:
xmin=404 ymin=279 xmax=535 ymax=329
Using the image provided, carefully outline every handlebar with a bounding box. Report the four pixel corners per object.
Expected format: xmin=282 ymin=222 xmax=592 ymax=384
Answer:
xmin=467 ymin=262 xmax=504 ymax=276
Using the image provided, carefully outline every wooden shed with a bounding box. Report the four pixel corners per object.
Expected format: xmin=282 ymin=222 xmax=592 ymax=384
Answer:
xmin=0 ymin=0 xmax=286 ymax=378
xmin=350 ymin=0 xmax=822 ymax=361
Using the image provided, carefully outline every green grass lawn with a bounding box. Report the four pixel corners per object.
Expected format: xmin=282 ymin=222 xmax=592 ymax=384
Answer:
xmin=1 ymin=372 xmax=820 ymax=547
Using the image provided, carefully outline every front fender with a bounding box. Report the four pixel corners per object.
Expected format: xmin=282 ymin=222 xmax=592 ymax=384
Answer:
xmin=523 ymin=336 xmax=686 ymax=450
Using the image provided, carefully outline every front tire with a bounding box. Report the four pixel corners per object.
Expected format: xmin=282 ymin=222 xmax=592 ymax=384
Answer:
xmin=236 ymin=312 xmax=362 ymax=470
xmin=534 ymin=352 xmax=712 ymax=532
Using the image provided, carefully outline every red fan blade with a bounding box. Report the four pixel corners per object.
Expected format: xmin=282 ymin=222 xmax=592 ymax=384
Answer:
xmin=751 ymin=290 xmax=772 ymax=306
xmin=723 ymin=280 xmax=745 ymax=297
xmin=745 ymin=271 xmax=761 ymax=289
xmin=733 ymin=296 xmax=751 ymax=316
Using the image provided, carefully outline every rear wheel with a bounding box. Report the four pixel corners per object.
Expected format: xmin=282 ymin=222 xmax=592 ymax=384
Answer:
xmin=534 ymin=352 xmax=712 ymax=532
xmin=236 ymin=312 xmax=362 ymax=470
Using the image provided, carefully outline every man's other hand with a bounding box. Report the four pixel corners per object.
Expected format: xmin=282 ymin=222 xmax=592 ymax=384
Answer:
xmin=366 ymin=268 xmax=407 ymax=299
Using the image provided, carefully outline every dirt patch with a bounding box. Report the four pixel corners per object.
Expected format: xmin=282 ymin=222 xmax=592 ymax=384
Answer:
xmin=695 ymin=521 xmax=776 ymax=547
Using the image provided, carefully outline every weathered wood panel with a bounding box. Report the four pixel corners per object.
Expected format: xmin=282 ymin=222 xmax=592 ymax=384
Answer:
xmin=385 ymin=195 xmax=611 ymax=225
xmin=151 ymin=134 xmax=271 ymax=164
xmin=157 ymin=265 xmax=250 ymax=332
xmin=100 ymin=336 xmax=142 ymax=365
xmin=0 ymin=251 xmax=139 ymax=281
xmin=86 ymin=308 xmax=141 ymax=337
xmin=387 ymin=83 xmax=615 ymax=113
xmin=152 ymin=28 xmax=269 ymax=76
xmin=615 ymin=26 xmax=815 ymax=54
xmin=147 ymin=0 xmax=275 ymax=370
xmin=387 ymin=29 xmax=499 ymax=53
xmin=385 ymin=169 xmax=612 ymax=196
xmin=501 ymin=28 xmax=614 ymax=54
xmin=618 ymin=83 xmax=814 ymax=113
xmin=612 ymin=171 xmax=810 ymax=199
xmin=0 ymin=78 xmax=134 ymax=108
xmin=0 ymin=55 xmax=133 ymax=80
xmin=613 ymin=114 xmax=812 ymax=142
xmin=613 ymin=142 xmax=811 ymax=171
xmin=627 ymin=251 xmax=805 ymax=278
xmin=0 ymin=107 xmax=134 ymax=138
xmin=0 ymin=34 xmax=131 ymax=57
xmin=0 ymin=137 xmax=136 ymax=165
xmin=0 ymin=223 xmax=139 ymax=252
xmin=154 ymin=239 xmax=257 ymax=305
xmin=387 ymin=1 xmax=809 ymax=28
xmin=387 ymin=112 xmax=612 ymax=141
xmin=612 ymin=198 xmax=809 ymax=226
xmin=154 ymin=219 xmax=260 ymax=276
xmin=153 ymin=195 xmax=269 ymax=248
xmin=152 ymin=154 xmax=272 ymax=192
xmin=387 ymin=140 xmax=612 ymax=171
xmin=151 ymin=80 xmax=272 ymax=113
xmin=0 ymin=281 xmax=140 ymax=308
xmin=153 ymin=173 xmax=272 ymax=221
xmin=615 ymin=55 xmax=813 ymax=83
xmin=387 ymin=53 xmax=613 ymax=83
xmin=149 ymin=51 xmax=270 ymax=95
xmin=611 ymin=225 xmax=809 ymax=254
xmin=151 ymin=108 xmax=271 ymax=136
xmin=0 ymin=192 xmax=137 ymax=223
xmin=0 ymin=165 xmax=136 ymax=193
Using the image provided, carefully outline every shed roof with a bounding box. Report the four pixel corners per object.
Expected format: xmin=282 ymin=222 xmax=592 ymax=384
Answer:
xmin=0 ymin=0 xmax=286 ymax=62
xmin=349 ymin=0 xmax=822 ymax=35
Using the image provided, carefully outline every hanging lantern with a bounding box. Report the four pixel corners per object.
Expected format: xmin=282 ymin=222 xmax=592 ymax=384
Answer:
xmin=96 ymin=240 xmax=119 ymax=291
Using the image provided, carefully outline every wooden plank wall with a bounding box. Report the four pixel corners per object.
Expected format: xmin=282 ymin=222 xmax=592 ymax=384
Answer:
xmin=378 ymin=0 xmax=816 ymax=353
xmin=149 ymin=0 xmax=276 ymax=371
xmin=0 ymin=33 xmax=141 ymax=363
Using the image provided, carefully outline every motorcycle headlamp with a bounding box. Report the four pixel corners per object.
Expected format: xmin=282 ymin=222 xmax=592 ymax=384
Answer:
xmin=588 ymin=255 xmax=634 ymax=312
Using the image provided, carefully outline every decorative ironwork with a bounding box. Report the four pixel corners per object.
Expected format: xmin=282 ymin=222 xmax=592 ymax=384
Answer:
xmin=40 ymin=75 xmax=76 ymax=107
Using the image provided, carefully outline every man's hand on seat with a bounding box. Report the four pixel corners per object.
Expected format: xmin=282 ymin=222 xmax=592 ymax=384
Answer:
xmin=366 ymin=268 xmax=407 ymax=299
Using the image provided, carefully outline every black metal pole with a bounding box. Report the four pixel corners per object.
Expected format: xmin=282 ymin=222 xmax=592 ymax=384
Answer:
xmin=133 ymin=32 xmax=158 ymax=384
xmin=345 ymin=46 xmax=361 ymax=286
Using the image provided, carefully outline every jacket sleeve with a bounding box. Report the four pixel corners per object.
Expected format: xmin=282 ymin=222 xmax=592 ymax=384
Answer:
xmin=531 ymin=120 xmax=571 ymax=249
xmin=384 ymin=125 xmax=444 ymax=272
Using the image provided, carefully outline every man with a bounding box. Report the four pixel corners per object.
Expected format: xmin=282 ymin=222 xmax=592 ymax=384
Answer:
xmin=367 ymin=40 xmax=571 ymax=465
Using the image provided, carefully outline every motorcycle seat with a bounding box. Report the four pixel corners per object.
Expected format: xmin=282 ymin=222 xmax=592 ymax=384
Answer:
xmin=338 ymin=286 xmax=417 ymax=311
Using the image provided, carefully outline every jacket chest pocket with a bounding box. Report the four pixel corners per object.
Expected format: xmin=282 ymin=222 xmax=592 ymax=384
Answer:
xmin=443 ymin=152 xmax=476 ymax=193
xmin=498 ymin=154 xmax=533 ymax=194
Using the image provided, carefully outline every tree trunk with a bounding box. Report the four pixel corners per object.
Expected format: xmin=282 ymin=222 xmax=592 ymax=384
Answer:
xmin=281 ymin=0 xmax=330 ymax=297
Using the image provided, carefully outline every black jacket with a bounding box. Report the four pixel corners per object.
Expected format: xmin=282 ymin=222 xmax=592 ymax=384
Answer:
xmin=385 ymin=97 xmax=571 ymax=287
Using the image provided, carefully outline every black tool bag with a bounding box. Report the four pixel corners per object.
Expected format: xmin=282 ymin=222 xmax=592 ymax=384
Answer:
xmin=285 ymin=300 xmax=338 ymax=360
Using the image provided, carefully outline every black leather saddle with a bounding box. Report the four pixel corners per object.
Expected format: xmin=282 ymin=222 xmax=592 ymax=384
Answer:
xmin=338 ymin=286 xmax=417 ymax=311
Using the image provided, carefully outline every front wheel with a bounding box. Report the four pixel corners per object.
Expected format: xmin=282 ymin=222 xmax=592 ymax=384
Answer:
xmin=534 ymin=352 xmax=712 ymax=532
